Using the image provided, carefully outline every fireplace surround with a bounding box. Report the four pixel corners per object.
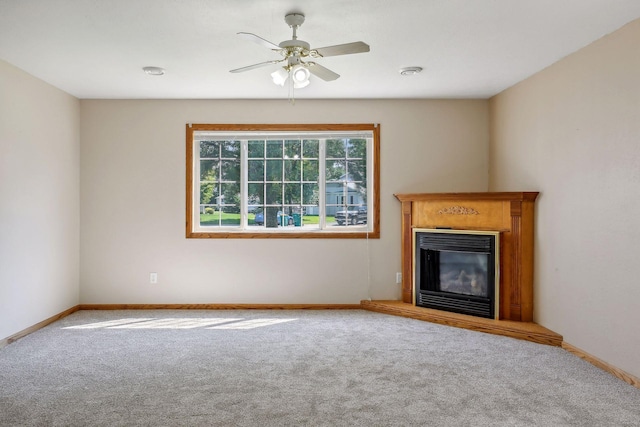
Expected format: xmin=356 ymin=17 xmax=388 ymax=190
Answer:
xmin=395 ymin=192 xmax=538 ymax=322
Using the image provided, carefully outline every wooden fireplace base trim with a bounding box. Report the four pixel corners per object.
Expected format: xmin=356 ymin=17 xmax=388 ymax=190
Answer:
xmin=360 ymin=300 xmax=562 ymax=347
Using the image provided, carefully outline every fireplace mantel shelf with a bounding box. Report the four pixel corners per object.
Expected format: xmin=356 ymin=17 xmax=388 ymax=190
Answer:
xmin=361 ymin=300 xmax=562 ymax=346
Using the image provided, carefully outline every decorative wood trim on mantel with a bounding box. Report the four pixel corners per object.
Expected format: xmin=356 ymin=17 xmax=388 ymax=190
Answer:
xmin=394 ymin=192 xmax=539 ymax=322
xmin=394 ymin=192 xmax=539 ymax=203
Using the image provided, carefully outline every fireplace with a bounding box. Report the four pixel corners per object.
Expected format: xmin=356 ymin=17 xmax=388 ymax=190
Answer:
xmin=395 ymin=192 xmax=537 ymax=321
xmin=414 ymin=229 xmax=499 ymax=319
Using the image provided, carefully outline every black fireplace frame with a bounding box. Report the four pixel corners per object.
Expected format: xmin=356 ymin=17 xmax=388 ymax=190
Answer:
xmin=414 ymin=229 xmax=500 ymax=319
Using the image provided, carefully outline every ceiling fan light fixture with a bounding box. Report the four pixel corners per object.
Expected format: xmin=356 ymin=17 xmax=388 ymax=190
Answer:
xmin=293 ymin=79 xmax=310 ymax=89
xmin=232 ymin=13 xmax=370 ymax=101
xmin=291 ymin=65 xmax=310 ymax=88
xmin=271 ymin=68 xmax=289 ymax=86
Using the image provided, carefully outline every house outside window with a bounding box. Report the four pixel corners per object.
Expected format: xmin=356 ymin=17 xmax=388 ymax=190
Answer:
xmin=186 ymin=124 xmax=380 ymax=238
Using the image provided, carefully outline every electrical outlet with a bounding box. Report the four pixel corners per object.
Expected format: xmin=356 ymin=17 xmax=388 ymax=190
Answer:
xmin=396 ymin=272 xmax=402 ymax=284
xmin=150 ymin=272 xmax=158 ymax=284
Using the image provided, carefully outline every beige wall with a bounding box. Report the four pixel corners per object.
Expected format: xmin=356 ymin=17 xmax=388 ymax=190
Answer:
xmin=79 ymin=99 xmax=488 ymax=304
xmin=489 ymin=20 xmax=640 ymax=378
xmin=0 ymin=60 xmax=80 ymax=340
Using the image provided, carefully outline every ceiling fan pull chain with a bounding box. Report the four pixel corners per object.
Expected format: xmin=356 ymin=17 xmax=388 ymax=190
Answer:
xmin=288 ymin=76 xmax=296 ymax=105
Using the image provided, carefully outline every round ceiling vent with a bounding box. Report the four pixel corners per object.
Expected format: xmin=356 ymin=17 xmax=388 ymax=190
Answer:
xmin=399 ymin=66 xmax=423 ymax=76
xmin=143 ymin=66 xmax=165 ymax=76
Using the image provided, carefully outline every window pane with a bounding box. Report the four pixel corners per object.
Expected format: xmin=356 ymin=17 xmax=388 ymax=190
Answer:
xmin=284 ymin=183 xmax=301 ymax=204
xmin=200 ymin=160 xmax=217 ymax=181
xmin=360 ymin=191 xmax=367 ymax=206
xmin=325 ymin=203 xmax=338 ymax=225
xmin=248 ymin=183 xmax=264 ymax=205
xmin=220 ymin=183 xmax=240 ymax=211
xmin=248 ymin=140 xmax=264 ymax=158
xmin=302 ymin=159 xmax=318 ymax=182
xmin=326 ymin=159 xmax=345 ymax=182
xmin=264 ymin=207 xmax=280 ymax=228
xmin=265 ymin=160 xmax=282 ymax=181
xmin=325 ymin=185 xmax=342 ymax=215
xmin=265 ymin=183 xmax=282 ymax=204
xmin=284 ymin=160 xmax=301 ymax=182
xmin=326 ymin=139 xmax=346 ymax=158
xmin=221 ymin=141 xmax=240 ymax=159
xmin=200 ymin=141 xmax=219 ymax=158
xmin=248 ymin=206 xmax=264 ymax=227
xmin=199 ymin=182 xmax=218 ymax=205
xmin=302 ymin=160 xmax=318 ymax=182
xmin=285 ymin=140 xmax=301 ymax=158
xmin=302 ymin=183 xmax=318 ymax=205
xmin=248 ymin=160 xmax=264 ymax=181
xmin=221 ymin=160 xmax=240 ymax=181
xmin=220 ymin=206 xmax=241 ymax=226
xmin=347 ymin=139 xmax=366 ymax=158
xmin=266 ymin=140 xmax=282 ymax=158
xmin=303 ymin=139 xmax=319 ymax=158
xmin=346 ymin=160 xmax=366 ymax=183
xmin=200 ymin=207 xmax=221 ymax=227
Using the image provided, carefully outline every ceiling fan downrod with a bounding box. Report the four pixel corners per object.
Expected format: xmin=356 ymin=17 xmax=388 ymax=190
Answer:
xmin=279 ymin=13 xmax=310 ymax=56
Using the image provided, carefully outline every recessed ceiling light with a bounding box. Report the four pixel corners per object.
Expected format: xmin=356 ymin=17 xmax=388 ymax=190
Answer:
xmin=142 ymin=66 xmax=165 ymax=76
xmin=399 ymin=66 xmax=423 ymax=76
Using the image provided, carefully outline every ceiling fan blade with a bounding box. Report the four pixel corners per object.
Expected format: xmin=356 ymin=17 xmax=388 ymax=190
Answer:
xmin=307 ymin=62 xmax=340 ymax=81
xmin=237 ymin=32 xmax=282 ymax=51
xmin=230 ymin=60 xmax=283 ymax=73
xmin=312 ymin=41 xmax=370 ymax=57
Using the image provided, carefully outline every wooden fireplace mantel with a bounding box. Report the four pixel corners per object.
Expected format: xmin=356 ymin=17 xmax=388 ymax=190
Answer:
xmin=394 ymin=192 xmax=538 ymax=322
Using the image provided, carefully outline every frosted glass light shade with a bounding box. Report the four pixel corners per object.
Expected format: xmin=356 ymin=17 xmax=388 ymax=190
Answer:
xmin=291 ymin=65 xmax=310 ymax=88
xmin=271 ymin=68 xmax=289 ymax=86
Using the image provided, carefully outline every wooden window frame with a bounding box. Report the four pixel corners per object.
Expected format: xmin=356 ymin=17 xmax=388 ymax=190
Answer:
xmin=186 ymin=123 xmax=380 ymax=239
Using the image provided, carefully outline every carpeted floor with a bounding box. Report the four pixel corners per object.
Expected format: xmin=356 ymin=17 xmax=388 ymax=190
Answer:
xmin=1 ymin=309 xmax=639 ymax=426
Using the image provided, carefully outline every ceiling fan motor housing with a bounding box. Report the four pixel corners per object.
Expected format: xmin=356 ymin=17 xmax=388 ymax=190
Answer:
xmin=279 ymin=39 xmax=310 ymax=52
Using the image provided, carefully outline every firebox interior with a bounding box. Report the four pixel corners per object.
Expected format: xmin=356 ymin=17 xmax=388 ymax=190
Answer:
xmin=414 ymin=229 xmax=500 ymax=319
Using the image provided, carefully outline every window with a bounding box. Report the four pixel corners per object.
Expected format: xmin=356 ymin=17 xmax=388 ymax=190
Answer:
xmin=186 ymin=124 xmax=380 ymax=238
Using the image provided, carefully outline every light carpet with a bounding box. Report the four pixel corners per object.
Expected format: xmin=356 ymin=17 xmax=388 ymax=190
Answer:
xmin=1 ymin=309 xmax=639 ymax=426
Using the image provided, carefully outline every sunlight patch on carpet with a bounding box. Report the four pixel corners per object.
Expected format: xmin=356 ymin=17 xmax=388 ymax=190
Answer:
xmin=207 ymin=318 xmax=297 ymax=330
xmin=63 ymin=318 xmax=297 ymax=330
xmin=108 ymin=318 xmax=241 ymax=329
xmin=63 ymin=318 xmax=154 ymax=329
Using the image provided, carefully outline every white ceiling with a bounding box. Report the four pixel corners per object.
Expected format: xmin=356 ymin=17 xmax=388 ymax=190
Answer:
xmin=1 ymin=0 xmax=640 ymax=100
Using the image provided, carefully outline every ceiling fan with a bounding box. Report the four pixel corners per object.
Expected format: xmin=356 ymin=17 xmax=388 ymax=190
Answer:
xmin=230 ymin=13 xmax=370 ymax=89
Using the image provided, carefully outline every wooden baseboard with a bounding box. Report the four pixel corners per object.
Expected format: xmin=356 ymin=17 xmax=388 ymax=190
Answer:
xmin=78 ymin=303 xmax=362 ymax=310
xmin=361 ymin=300 xmax=563 ymax=346
xmin=0 ymin=305 xmax=80 ymax=349
xmin=562 ymin=342 xmax=640 ymax=390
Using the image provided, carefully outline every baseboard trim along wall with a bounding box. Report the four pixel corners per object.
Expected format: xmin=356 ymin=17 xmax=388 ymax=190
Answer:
xmin=78 ymin=303 xmax=363 ymax=310
xmin=0 ymin=305 xmax=81 ymax=349
xmin=2 ymin=304 xmax=638 ymax=390
xmin=562 ymin=342 xmax=640 ymax=389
